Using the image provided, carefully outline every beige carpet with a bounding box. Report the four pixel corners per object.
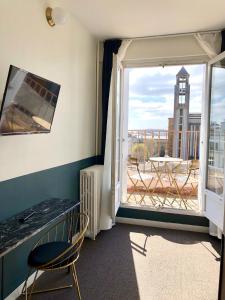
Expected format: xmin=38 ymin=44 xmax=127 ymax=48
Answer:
xmin=19 ymin=224 xmax=221 ymax=300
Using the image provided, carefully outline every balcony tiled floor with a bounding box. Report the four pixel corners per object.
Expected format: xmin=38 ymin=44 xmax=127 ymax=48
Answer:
xmin=125 ymin=193 xmax=199 ymax=211
xmin=126 ymin=170 xmax=199 ymax=211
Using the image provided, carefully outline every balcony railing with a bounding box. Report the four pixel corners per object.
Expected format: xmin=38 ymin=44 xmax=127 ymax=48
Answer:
xmin=128 ymin=129 xmax=200 ymax=161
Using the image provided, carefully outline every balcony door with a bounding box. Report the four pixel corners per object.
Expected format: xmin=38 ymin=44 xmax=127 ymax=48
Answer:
xmin=122 ymin=65 xmax=205 ymax=212
xmin=203 ymin=51 xmax=225 ymax=230
xmin=111 ymin=54 xmax=124 ymax=223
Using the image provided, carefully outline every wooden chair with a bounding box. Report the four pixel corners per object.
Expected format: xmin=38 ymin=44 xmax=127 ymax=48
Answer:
xmin=22 ymin=210 xmax=89 ymax=300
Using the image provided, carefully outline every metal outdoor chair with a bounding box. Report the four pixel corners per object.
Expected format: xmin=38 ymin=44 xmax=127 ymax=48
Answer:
xmin=168 ymin=160 xmax=199 ymax=209
xmin=189 ymin=159 xmax=199 ymax=177
xmin=127 ymin=157 xmax=157 ymax=205
xmin=22 ymin=210 xmax=89 ymax=300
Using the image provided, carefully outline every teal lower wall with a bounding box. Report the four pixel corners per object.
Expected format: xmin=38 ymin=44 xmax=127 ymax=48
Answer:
xmin=117 ymin=207 xmax=209 ymax=227
xmin=2 ymin=235 xmax=41 ymax=300
xmin=0 ymin=156 xmax=97 ymax=222
xmin=0 ymin=260 xmax=2 ymax=300
xmin=0 ymin=156 xmax=97 ymax=299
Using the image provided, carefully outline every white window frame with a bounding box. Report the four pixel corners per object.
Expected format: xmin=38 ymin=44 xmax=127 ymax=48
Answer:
xmin=120 ymin=59 xmax=208 ymax=216
xmin=202 ymin=51 xmax=225 ymax=230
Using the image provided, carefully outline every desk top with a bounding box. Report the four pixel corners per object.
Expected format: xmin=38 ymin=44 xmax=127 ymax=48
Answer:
xmin=0 ymin=198 xmax=79 ymax=258
xmin=149 ymin=157 xmax=183 ymax=163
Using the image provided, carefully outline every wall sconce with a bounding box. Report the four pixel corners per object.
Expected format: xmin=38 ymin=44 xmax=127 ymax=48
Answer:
xmin=46 ymin=7 xmax=68 ymax=27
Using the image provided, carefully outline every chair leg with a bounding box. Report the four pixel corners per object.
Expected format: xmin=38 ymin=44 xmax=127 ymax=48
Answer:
xmin=28 ymin=270 xmax=38 ymax=300
xmin=72 ymin=263 xmax=81 ymax=300
xmin=21 ymin=268 xmax=32 ymax=298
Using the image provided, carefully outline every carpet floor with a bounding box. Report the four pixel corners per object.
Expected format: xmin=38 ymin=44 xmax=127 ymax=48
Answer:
xmin=18 ymin=224 xmax=221 ymax=300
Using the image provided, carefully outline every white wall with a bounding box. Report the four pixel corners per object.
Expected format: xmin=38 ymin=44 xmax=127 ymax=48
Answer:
xmin=0 ymin=0 xmax=97 ymax=181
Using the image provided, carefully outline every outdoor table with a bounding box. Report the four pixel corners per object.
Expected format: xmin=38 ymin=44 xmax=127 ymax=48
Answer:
xmin=148 ymin=156 xmax=183 ymax=194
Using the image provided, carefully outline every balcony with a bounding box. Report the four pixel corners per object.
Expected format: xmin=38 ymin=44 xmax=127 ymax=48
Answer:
xmin=125 ymin=129 xmax=200 ymax=211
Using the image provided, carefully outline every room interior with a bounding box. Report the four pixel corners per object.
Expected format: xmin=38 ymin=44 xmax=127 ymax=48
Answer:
xmin=0 ymin=1 xmax=225 ymax=300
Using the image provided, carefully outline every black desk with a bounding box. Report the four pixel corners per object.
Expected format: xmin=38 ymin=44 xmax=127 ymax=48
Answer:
xmin=0 ymin=198 xmax=79 ymax=299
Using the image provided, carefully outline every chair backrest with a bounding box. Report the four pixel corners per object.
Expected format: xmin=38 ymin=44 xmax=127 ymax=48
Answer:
xmin=188 ymin=159 xmax=199 ymax=178
xmin=127 ymin=156 xmax=141 ymax=175
xmin=34 ymin=211 xmax=89 ymax=270
xmin=128 ymin=156 xmax=139 ymax=167
xmin=127 ymin=156 xmax=150 ymax=186
xmin=179 ymin=159 xmax=200 ymax=185
xmin=190 ymin=159 xmax=199 ymax=170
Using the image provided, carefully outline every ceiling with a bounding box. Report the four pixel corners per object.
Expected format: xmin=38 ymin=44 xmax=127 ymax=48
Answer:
xmin=69 ymin=0 xmax=225 ymax=39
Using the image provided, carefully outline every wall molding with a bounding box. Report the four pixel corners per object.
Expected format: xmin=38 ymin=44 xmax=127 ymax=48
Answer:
xmin=117 ymin=207 xmax=209 ymax=227
xmin=116 ymin=217 xmax=209 ymax=233
xmin=120 ymin=203 xmax=203 ymax=216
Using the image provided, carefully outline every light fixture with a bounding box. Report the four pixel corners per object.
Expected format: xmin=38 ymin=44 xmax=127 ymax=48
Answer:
xmin=45 ymin=7 xmax=68 ymax=27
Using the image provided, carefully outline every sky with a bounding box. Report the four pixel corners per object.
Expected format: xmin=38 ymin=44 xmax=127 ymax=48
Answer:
xmin=210 ymin=67 xmax=225 ymax=126
xmin=128 ymin=64 xmax=205 ymax=130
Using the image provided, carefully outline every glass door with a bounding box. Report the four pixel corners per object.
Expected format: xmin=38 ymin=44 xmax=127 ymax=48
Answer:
xmin=204 ymin=53 xmax=225 ymax=230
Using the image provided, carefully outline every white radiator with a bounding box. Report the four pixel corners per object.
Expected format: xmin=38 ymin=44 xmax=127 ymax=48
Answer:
xmin=80 ymin=165 xmax=103 ymax=240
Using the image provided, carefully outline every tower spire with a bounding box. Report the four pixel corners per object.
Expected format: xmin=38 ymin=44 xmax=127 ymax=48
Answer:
xmin=176 ymin=67 xmax=189 ymax=77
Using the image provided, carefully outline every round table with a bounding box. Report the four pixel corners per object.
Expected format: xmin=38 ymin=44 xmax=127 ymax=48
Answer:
xmin=148 ymin=156 xmax=188 ymax=208
xmin=149 ymin=157 xmax=183 ymax=163
xmin=148 ymin=156 xmax=183 ymax=189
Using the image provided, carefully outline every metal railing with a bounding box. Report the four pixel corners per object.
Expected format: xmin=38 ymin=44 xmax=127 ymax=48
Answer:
xmin=128 ymin=129 xmax=200 ymax=162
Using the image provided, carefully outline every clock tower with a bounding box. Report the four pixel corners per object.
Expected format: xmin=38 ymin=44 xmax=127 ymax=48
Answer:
xmin=173 ymin=67 xmax=190 ymax=159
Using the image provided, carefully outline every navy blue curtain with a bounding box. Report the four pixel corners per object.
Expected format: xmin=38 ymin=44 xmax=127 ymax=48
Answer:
xmin=100 ymin=39 xmax=122 ymax=163
xmin=221 ymin=30 xmax=225 ymax=52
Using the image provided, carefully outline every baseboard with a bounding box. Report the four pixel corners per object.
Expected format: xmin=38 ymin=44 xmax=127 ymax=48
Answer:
xmin=116 ymin=217 xmax=209 ymax=233
xmin=120 ymin=203 xmax=203 ymax=216
xmin=4 ymin=271 xmax=43 ymax=300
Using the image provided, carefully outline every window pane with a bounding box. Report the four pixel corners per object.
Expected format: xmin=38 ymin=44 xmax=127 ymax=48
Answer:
xmin=207 ymin=59 xmax=225 ymax=195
